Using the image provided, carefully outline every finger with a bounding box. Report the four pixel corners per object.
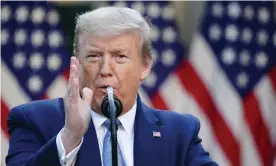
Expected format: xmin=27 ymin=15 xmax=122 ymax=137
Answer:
xmin=68 ymin=57 xmax=76 ymax=85
xmin=71 ymin=57 xmax=80 ymax=82
xmin=82 ymin=87 xmax=93 ymax=106
xmin=70 ymin=64 xmax=78 ymax=80
xmin=68 ymin=64 xmax=78 ymax=98
xmin=67 ymin=58 xmax=73 ymax=98
xmin=70 ymin=56 xmax=80 ymax=75
xmin=71 ymin=56 xmax=80 ymax=70
xmin=71 ymin=77 xmax=79 ymax=104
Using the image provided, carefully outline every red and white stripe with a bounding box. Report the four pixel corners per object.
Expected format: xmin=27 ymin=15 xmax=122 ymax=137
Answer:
xmin=159 ymin=74 xmax=231 ymax=166
xmin=1 ymin=130 xmax=9 ymax=166
xmin=188 ymin=34 xmax=264 ymax=166
xmin=146 ymin=34 xmax=276 ymax=166
xmin=1 ymin=61 xmax=70 ymax=166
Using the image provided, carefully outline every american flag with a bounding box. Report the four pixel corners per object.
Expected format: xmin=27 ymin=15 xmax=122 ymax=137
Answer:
xmin=1 ymin=1 xmax=276 ymax=166
xmin=1 ymin=1 xmax=70 ymax=165
xmin=186 ymin=2 xmax=276 ymax=166
xmin=152 ymin=131 xmax=161 ymax=138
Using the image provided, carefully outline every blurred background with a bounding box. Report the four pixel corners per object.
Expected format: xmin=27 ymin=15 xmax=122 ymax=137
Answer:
xmin=1 ymin=1 xmax=276 ymax=166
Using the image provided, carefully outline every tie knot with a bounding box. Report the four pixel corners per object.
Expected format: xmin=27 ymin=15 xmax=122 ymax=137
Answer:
xmin=103 ymin=119 xmax=122 ymax=130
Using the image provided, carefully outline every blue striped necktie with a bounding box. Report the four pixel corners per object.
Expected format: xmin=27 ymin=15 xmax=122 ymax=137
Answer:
xmin=102 ymin=120 xmax=126 ymax=166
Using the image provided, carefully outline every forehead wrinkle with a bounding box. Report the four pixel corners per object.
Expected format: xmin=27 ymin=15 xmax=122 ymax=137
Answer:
xmin=85 ymin=44 xmax=130 ymax=53
xmin=81 ymin=31 xmax=141 ymax=55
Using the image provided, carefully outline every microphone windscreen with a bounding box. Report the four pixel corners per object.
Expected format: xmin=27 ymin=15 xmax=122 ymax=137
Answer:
xmin=101 ymin=95 xmax=123 ymax=118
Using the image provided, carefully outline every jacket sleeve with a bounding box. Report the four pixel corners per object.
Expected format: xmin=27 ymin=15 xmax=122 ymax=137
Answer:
xmin=6 ymin=106 xmax=62 ymax=166
xmin=185 ymin=116 xmax=219 ymax=166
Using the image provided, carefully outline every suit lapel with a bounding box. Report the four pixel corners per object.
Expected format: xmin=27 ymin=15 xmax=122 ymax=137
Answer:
xmin=76 ymin=119 xmax=102 ymax=166
xmin=134 ymin=96 xmax=166 ymax=166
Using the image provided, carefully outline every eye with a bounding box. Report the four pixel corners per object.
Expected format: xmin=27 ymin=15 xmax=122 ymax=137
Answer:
xmin=116 ymin=54 xmax=127 ymax=58
xmin=87 ymin=54 xmax=99 ymax=58
xmin=86 ymin=54 xmax=101 ymax=61
xmin=114 ymin=54 xmax=128 ymax=63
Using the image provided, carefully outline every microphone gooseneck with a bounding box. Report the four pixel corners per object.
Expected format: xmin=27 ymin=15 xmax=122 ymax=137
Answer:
xmin=101 ymin=87 xmax=123 ymax=166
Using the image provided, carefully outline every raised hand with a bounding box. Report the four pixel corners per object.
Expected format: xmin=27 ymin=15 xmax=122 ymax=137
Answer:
xmin=61 ymin=56 xmax=93 ymax=154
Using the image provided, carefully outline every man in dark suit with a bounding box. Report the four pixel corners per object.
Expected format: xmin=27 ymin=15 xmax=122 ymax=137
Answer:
xmin=6 ymin=6 xmax=218 ymax=166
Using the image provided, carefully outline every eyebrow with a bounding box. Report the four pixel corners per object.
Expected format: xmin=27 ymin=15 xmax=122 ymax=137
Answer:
xmin=87 ymin=46 xmax=129 ymax=52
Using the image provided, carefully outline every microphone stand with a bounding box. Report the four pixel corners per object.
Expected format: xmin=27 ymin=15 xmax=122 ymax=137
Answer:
xmin=107 ymin=87 xmax=118 ymax=166
xmin=101 ymin=87 xmax=123 ymax=166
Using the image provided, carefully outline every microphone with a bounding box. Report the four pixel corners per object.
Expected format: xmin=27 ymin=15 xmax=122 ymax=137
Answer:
xmin=101 ymin=87 xmax=123 ymax=118
xmin=101 ymin=87 xmax=123 ymax=166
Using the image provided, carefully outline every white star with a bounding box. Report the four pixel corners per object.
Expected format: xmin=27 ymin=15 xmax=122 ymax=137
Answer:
xmin=48 ymin=53 xmax=61 ymax=71
xmin=258 ymin=7 xmax=269 ymax=24
xmin=255 ymin=52 xmax=268 ymax=68
xmin=222 ymin=47 xmax=236 ymax=65
xmin=236 ymin=72 xmax=249 ymax=88
xmin=48 ymin=31 xmax=62 ymax=47
xmin=14 ymin=29 xmax=27 ymax=46
xmin=13 ymin=52 xmax=26 ymax=69
xmin=31 ymin=7 xmax=45 ymax=24
xmin=225 ymin=24 xmax=239 ymax=42
xmin=257 ymin=30 xmax=268 ymax=46
xmin=28 ymin=75 xmax=43 ymax=93
xmin=212 ymin=2 xmax=224 ymax=18
xmin=151 ymin=48 xmax=158 ymax=65
xmin=162 ymin=4 xmax=175 ymax=20
xmin=1 ymin=5 xmax=11 ymax=22
xmin=151 ymin=25 xmax=160 ymax=42
xmin=30 ymin=52 xmax=44 ymax=70
xmin=161 ymin=49 xmax=176 ymax=67
xmin=147 ymin=2 xmax=160 ymax=18
xmin=244 ymin=5 xmax=254 ymax=21
xmin=228 ymin=2 xmax=241 ymax=19
xmin=209 ymin=24 xmax=221 ymax=41
xmin=16 ymin=6 xmax=29 ymax=23
xmin=131 ymin=2 xmax=145 ymax=14
xmin=143 ymin=72 xmax=157 ymax=88
xmin=239 ymin=50 xmax=251 ymax=66
xmin=241 ymin=28 xmax=252 ymax=44
xmin=162 ymin=27 xmax=176 ymax=43
xmin=114 ymin=1 xmax=126 ymax=8
xmin=1 ymin=29 xmax=9 ymax=45
xmin=47 ymin=9 xmax=59 ymax=25
xmin=31 ymin=30 xmax=45 ymax=47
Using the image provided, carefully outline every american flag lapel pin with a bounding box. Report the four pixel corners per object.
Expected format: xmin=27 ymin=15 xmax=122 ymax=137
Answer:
xmin=153 ymin=131 xmax=161 ymax=138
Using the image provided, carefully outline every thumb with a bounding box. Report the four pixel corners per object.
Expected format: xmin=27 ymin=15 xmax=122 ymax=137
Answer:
xmin=82 ymin=87 xmax=93 ymax=105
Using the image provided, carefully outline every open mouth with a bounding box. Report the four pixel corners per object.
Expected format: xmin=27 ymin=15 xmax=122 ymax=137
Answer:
xmin=98 ymin=85 xmax=110 ymax=89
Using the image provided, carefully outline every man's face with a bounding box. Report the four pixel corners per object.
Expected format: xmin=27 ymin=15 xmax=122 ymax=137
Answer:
xmin=77 ymin=31 xmax=151 ymax=114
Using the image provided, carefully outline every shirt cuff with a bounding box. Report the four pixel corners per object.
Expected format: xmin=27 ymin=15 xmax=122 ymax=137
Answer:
xmin=56 ymin=128 xmax=83 ymax=166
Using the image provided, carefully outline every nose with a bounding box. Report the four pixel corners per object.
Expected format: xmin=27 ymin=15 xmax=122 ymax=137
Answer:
xmin=99 ymin=55 xmax=113 ymax=78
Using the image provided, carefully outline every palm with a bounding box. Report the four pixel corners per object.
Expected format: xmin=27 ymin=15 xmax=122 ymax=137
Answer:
xmin=68 ymin=98 xmax=91 ymax=134
xmin=64 ymin=57 xmax=93 ymax=138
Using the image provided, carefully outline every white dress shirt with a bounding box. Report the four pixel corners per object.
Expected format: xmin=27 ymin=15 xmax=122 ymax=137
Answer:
xmin=56 ymin=101 xmax=137 ymax=166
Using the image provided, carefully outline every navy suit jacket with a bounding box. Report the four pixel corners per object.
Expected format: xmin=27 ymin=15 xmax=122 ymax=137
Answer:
xmin=6 ymin=95 xmax=218 ymax=166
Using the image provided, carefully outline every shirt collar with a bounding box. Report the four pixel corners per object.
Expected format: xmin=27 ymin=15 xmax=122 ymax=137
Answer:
xmin=118 ymin=100 xmax=137 ymax=134
xmin=91 ymin=108 xmax=107 ymax=130
xmin=90 ymin=100 xmax=137 ymax=134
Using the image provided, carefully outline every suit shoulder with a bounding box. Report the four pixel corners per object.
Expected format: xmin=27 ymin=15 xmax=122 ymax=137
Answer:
xmin=153 ymin=108 xmax=199 ymax=125
xmin=151 ymin=108 xmax=200 ymax=134
xmin=8 ymin=98 xmax=66 ymax=141
xmin=9 ymin=98 xmax=64 ymax=121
